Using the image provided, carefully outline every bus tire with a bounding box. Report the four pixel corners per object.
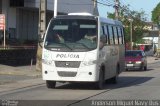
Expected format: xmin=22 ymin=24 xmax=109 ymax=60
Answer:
xmin=144 ymin=65 xmax=147 ymax=71
xmin=46 ymin=80 xmax=56 ymax=89
xmin=110 ymin=66 xmax=119 ymax=84
xmin=95 ymin=70 xmax=105 ymax=90
xmin=140 ymin=65 xmax=145 ymax=71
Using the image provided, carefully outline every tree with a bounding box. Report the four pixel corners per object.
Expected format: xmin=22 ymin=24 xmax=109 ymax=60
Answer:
xmin=107 ymin=7 xmax=147 ymax=45
xmin=152 ymin=2 xmax=160 ymax=24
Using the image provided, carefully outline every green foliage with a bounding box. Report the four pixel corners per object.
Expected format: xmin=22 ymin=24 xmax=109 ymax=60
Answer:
xmin=107 ymin=7 xmax=147 ymax=44
xmin=124 ymin=27 xmax=130 ymax=42
xmin=152 ymin=2 xmax=160 ymax=24
xmin=107 ymin=12 xmax=115 ymax=19
xmin=133 ymin=27 xmax=145 ymax=44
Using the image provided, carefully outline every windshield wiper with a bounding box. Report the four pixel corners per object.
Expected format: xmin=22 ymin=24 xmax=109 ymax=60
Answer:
xmin=45 ymin=42 xmax=73 ymax=50
xmin=75 ymin=42 xmax=90 ymax=50
xmin=55 ymin=43 xmax=73 ymax=50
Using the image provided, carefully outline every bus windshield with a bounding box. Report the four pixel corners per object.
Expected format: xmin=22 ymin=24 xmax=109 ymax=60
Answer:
xmin=44 ymin=19 xmax=98 ymax=52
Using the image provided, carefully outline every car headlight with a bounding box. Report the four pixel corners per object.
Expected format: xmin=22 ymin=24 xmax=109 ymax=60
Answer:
xmin=136 ymin=61 xmax=142 ymax=64
xmin=81 ymin=60 xmax=97 ymax=67
xmin=42 ymin=59 xmax=54 ymax=66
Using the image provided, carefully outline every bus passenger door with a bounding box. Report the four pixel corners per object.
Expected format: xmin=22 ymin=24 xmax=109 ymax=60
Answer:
xmin=99 ymin=35 xmax=111 ymax=79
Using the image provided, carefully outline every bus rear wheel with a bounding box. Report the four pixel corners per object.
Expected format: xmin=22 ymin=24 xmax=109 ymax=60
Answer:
xmin=46 ymin=80 xmax=56 ymax=89
xmin=110 ymin=66 xmax=119 ymax=84
xmin=144 ymin=65 xmax=147 ymax=71
xmin=110 ymin=73 xmax=118 ymax=84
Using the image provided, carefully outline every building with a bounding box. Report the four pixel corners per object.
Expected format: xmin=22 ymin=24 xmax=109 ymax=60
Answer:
xmin=0 ymin=0 xmax=97 ymax=45
xmin=138 ymin=22 xmax=159 ymax=55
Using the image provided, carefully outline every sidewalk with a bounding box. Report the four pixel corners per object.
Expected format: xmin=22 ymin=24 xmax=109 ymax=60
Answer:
xmin=0 ymin=64 xmax=44 ymax=93
xmin=0 ymin=65 xmax=41 ymax=77
xmin=147 ymin=56 xmax=160 ymax=64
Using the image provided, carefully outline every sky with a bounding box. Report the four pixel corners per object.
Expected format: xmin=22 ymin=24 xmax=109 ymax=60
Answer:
xmin=98 ymin=0 xmax=160 ymax=22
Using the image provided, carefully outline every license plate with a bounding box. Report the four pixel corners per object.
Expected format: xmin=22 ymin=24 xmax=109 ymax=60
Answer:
xmin=127 ymin=64 xmax=133 ymax=66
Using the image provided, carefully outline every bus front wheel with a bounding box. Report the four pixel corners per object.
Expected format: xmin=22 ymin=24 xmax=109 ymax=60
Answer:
xmin=46 ymin=80 xmax=56 ymax=89
xmin=95 ymin=70 xmax=105 ymax=90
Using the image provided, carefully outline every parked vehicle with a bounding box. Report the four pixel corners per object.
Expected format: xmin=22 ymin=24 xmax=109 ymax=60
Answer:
xmin=125 ymin=50 xmax=147 ymax=71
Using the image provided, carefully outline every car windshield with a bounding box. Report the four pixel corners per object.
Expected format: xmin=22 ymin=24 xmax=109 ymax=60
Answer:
xmin=44 ymin=18 xmax=98 ymax=52
xmin=125 ymin=51 xmax=142 ymax=57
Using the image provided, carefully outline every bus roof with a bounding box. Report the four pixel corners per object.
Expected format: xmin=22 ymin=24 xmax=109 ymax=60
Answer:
xmin=53 ymin=15 xmax=123 ymax=26
xmin=68 ymin=12 xmax=93 ymax=16
xmin=99 ymin=17 xmax=123 ymax=26
xmin=53 ymin=15 xmax=97 ymax=20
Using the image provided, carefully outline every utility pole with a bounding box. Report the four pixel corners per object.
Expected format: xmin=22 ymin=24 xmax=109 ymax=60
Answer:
xmin=158 ymin=16 xmax=160 ymax=57
xmin=39 ymin=0 xmax=47 ymax=38
xmin=93 ymin=0 xmax=99 ymax=16
xmin=128 ymin=18 xmax=133 ymax=50
xmin=115 ymin=0 xmax=119 ymax=20
xmin=36 ymin=0 xmax=47 ymax=71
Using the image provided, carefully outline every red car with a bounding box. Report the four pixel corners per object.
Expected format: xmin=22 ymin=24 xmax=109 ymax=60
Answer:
xmin=125 ymin=50 xmax=147 ymax=71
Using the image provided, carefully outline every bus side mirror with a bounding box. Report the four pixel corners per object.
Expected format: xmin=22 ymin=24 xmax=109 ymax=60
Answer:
xmin=99 ymin=35 xmax=106 ymax=49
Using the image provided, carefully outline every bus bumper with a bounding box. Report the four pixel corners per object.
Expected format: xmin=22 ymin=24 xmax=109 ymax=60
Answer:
xmin=42 ymin=64 xmax=99 ymax=82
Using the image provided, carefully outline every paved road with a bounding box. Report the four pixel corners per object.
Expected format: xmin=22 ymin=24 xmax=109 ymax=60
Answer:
xmin=0 ymin=58 xmax=160 ymax=106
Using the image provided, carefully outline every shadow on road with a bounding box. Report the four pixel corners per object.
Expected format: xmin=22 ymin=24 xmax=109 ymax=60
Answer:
xmin=53 ymin=76 xmax=153 ymax=90
xmin=125 ymin=68 xmax=154 ymax=72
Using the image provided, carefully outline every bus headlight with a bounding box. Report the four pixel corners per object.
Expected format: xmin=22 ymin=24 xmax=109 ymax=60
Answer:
xmin=42 ymin=59 xmax=54 ymax=66
xmin=81 ymin=60 xmax=97 ymax=67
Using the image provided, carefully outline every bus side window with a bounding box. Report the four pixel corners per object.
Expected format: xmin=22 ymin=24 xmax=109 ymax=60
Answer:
xmin=121 ymin=27 xmax=125 ymax=44
xmin=108 ymin=25 xmax=114 ymax=44
xmin=118 ymin=27 xmax=122 ymax=44
xmin=104 ymin=25 xmax=109 ymax=44
xmin=101 ymin=25 xmax=108 ymax=44
xmin=100 ymin=25 xmax=104 ymax=39
xmin=113 ymin=26 xmax=119 ymax=44
xmin=106 ymin=25 xmax=110 ymax=44
xmin=101 ymin=25 xmax=105 ymax=35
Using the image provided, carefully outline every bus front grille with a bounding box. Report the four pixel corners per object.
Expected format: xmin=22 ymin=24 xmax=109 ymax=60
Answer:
xmin=55 ymin=61 xmax=81 ymax=68
xmin=57 ymin=71 xmax=77 ymax=77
